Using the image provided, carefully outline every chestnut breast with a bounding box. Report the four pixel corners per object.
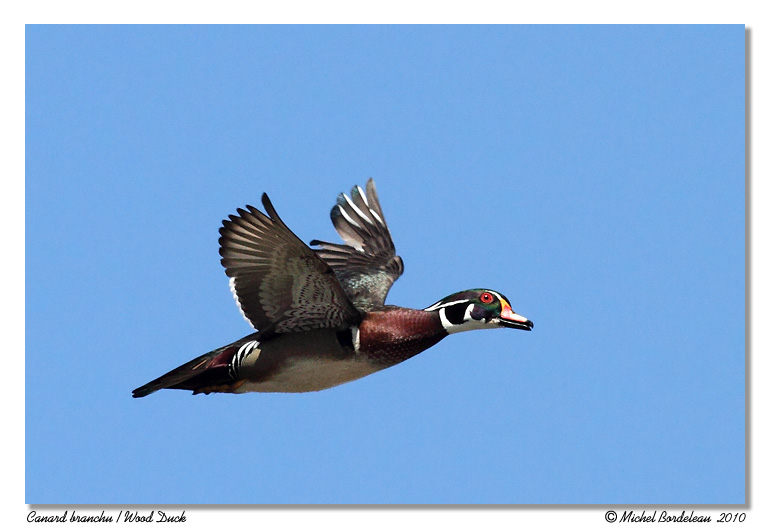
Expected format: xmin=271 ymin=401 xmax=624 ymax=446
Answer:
xmin=358 ymin=307 xmax=447 ymax=366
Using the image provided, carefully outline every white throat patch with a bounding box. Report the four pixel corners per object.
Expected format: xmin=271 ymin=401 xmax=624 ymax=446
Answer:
xmin=438 ymin=304 xmax=495 ymax=334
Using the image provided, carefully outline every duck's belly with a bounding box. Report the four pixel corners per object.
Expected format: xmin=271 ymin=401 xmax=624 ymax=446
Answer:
xmin=235 ymin=356 xmax=382 ymax=393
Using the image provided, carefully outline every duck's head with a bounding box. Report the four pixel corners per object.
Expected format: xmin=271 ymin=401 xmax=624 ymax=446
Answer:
xmin=424 ymin=289 xmax=533 ymax=334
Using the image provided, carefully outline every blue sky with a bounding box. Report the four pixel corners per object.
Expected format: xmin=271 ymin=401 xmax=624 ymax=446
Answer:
xmin=26 ymin=25 xmax=744 ymax=505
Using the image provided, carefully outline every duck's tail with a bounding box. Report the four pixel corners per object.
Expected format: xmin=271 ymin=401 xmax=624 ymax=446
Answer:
xmin=132 ymin=334 xmax=258 ymax=398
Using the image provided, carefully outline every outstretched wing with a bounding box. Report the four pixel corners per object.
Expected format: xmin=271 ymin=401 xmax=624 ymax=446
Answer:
xmin=219 ymin=194 xmax=362 ymax=337
xmin=311 ymin=179 xmax=404 ymax=310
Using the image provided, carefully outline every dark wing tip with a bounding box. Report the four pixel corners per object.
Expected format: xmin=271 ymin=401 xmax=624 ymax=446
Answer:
xmin=260 ymin=192 xmax=275 ymax=215
xmin=261 ymin=192 xmax=291 ymax=229
xmin=131 ymin=387 xmax=151 ymax=398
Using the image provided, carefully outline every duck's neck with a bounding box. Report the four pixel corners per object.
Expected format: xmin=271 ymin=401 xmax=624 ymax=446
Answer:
xmin=358 ymin=307 xmax=447 ymax=366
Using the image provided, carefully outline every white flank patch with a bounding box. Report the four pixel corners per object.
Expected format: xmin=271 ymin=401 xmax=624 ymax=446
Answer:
xmin=351 ymin=325 xmax=360 ymax=353
xmin=237 ymin=340 xmax=260 ymax=356
xmin=230 ymin=340 xmax=261 ymax=378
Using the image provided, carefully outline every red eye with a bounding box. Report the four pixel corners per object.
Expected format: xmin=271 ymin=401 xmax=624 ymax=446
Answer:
xmin=480 ymin=292 xmax=494 ymax=304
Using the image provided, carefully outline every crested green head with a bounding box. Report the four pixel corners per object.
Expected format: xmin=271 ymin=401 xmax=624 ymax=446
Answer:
xmin=424 ymin=289 xmax=533 ymax=334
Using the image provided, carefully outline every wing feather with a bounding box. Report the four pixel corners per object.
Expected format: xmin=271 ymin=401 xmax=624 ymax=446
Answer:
xmin=311 ymin=179 xmax=404 ymax=310
xmin=220 ymin=193 xmax=361 ymax=336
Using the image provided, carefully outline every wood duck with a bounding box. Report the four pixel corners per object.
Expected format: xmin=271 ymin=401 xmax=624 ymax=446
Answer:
xmin=132 ymin=180 xmax=533 ymax=397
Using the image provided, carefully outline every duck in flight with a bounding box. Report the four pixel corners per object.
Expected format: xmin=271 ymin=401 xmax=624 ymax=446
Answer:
xmin=133 ymin=180 xmax=533 ymax=397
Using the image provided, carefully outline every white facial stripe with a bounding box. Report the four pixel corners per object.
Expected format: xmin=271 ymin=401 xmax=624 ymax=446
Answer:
xmin=439 ymin=306 xmax=492 ymax=334
xmin=436 ymin=304 xmax=477 ymax=333
xmin=438 ymin=307 xmax=452 ymax=330
xmin=425 ymin=299 xmax=467 ymax=312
